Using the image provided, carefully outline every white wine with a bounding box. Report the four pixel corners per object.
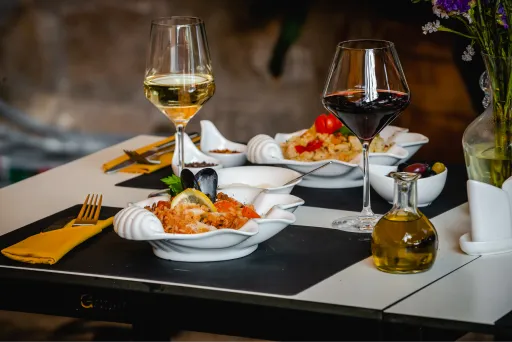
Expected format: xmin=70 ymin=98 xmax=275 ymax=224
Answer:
xmin=464 ymin=142 xmax=512 ymax=187
xmin=144 ymin=74 xmax=215 ymax=125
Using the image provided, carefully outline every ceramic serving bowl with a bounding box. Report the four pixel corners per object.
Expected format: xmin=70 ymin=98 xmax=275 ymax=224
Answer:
xmin=200 ymin=120 xmax=247 ymax=167
xmin=172 ymin=132 xmax=223 ymax=175
xmin=247 ymin=132 xmax=408 ymax=180
xmin=369 ymin=164 xmax=448 ymax=207
xmin=216 ymin=165 xmax=303 ymax=194
xmin=379 ymin=126 xmax=429 ymax=163
xmin=113 ymin=191 xmax=302 ymax=262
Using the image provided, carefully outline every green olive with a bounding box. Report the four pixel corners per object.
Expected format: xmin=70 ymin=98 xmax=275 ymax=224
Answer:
xmin=432 ymin=162 xmax=446 ymax=174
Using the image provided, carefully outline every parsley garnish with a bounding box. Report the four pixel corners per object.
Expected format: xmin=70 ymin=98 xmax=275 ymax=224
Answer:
xmin=160 ymin=174 xmax=184 ymax=196
xmin=337 ymin=125 xmax=354 ymax=136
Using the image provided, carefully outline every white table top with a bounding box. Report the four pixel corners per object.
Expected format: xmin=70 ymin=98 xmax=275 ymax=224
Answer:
xmin=386 ymin=222 xmax=512 ymax=327
xmin=0 ymin=135 xmax=483 ymax=317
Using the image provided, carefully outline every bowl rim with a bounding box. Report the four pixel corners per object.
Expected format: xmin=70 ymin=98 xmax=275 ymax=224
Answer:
xmin=369 ymin=164 xmax=448 ymax=180
xmin=217 ymin=165 xmax=303 ymax=190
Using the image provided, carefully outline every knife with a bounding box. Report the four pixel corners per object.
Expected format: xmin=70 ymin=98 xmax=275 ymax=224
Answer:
xmin=105 ymin=132 xmax=200 ymax=174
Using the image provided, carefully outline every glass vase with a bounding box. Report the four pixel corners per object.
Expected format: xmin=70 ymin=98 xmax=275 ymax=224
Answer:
xmin=463 ymin=54 xmax=512 ymax=188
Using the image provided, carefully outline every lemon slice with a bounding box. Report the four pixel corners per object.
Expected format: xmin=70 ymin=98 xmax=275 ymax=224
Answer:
xmin=170 ymin=188 xmax=217 ymax=212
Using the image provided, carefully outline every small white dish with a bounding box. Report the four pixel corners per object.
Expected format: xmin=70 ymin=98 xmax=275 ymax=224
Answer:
xmin=172 ymin=132 xmax=223 ymax=175
xmin=459 ymin=233 xmax=512 ymax=256
xmin=216 ymin=166 xmax=303 ymax=194
xmin=200 ymin=120 xmax=247 ymax=168
xmin=369 ymin=164 xmax=447 ymax=207
xmin=113 ymin=191 xmax=302 ymax=262
xmin=380 ymin=126 xmax=429 ymax=164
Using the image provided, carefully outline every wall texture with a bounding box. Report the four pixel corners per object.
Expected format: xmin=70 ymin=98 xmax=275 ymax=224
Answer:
xmin=0 ymin=0 xmax=479 ymax=163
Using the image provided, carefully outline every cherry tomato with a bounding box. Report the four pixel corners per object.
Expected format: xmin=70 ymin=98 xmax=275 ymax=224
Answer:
xmin=315 ymin=113 xmax=343 ymax=134
xmin=294 ymin=138 xmax=323 ymax=154
xmin=242 ymin=206 xmax=261 ymax=218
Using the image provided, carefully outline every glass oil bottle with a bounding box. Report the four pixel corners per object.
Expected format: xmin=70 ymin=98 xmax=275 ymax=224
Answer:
xmin=371 ymin=172 xmax=438 ymax=274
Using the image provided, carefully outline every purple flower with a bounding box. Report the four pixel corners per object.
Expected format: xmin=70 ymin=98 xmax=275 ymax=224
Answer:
xmin=433 ymin=0 xmax=473 ymax=13
xmin=498 ymin=3 xmax=509 ymax=29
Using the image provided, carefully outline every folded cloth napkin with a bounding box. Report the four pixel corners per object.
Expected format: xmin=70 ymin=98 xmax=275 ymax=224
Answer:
xmin=1 ymin=217 xmax=114 ymax=265
xmin=102 ymin=135 xmax=201 ymax=174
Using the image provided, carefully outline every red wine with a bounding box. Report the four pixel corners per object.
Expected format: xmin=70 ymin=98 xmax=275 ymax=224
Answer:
xmin=322 ymin=90 xmax=410 ymax=140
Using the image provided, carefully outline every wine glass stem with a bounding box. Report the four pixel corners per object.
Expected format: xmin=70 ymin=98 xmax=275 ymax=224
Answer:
xmin=361 ymin=140 xmax=374 ymax=217
xmin=176 ymin=124 xmax=185 ymax=175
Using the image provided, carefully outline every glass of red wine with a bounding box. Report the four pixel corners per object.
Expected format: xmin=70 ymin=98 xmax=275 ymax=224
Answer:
xmin=322 ymin=39 xmax=410 ymax=233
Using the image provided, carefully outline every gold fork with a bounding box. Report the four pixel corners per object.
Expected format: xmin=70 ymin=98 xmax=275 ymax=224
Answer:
xmin=74 ymin=194 xmax=103 ymax=226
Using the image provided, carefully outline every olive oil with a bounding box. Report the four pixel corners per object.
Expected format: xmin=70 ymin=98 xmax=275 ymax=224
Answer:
xmin=144 ymin=74 xmax=215 ymax=125
xmin=371 ymin=172 xmax=438 ymax=274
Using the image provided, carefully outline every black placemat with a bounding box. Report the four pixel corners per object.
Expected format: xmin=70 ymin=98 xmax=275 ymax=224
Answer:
xmin=116 ymin=164 xmax=468 ymax=218
xmin=0 ymin=205 xmax=371 ymax=296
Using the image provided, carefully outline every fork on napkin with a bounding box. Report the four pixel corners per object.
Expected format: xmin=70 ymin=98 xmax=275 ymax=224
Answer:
xmin=1 ymin=194 xmax=113 ymax=265
xmin=102 ymin=135 xmax=201 ymax=174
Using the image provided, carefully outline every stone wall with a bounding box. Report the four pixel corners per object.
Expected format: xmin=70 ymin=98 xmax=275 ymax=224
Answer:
xmin=0 ymin=0 xmax=477 ymax=163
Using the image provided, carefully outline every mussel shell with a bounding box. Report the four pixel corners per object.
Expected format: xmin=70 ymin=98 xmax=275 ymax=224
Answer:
xmin=195 ymin=168 xmax=218 ymax=202
xmin=180 ymin=169 xmax=200 ymax=191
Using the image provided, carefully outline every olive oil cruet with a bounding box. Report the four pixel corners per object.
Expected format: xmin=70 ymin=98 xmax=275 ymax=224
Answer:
xmin=371 ymin=172 xmax=438 ymax=274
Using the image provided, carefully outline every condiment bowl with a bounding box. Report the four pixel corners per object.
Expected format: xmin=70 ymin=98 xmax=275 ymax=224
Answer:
xmin=369 ymin=164 xmax=448 ymax=207
xmin=200 ymin=120 xmax=247 ymax=167
xmin=172 ymin=132 xmax=223 ymax=175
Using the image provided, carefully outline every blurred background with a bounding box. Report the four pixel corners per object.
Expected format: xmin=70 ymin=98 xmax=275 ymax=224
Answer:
xmin=0 ymin=0 xmax=484 ymax=187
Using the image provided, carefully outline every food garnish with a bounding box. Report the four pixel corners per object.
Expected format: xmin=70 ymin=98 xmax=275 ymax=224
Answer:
xmin=315 ymin=113 xmax=343 ymax=134
xmin=160 ymin=174 xmax=184 ymax=196
xmin=171 ymin=188 xmax=217 ymax=211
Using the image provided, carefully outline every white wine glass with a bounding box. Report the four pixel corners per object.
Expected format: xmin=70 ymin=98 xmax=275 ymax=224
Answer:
xmin=144 ymin=17 xmax=215 ymax=175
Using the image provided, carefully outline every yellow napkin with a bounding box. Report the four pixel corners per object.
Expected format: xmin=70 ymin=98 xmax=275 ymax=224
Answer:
xmin=102 ymin=135 xmax=201 ymax=174
xmin=1 ymin=217 xmax=114 ymax=265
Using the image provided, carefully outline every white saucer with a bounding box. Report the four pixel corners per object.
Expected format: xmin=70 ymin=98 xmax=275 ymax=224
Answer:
xmin=459 ymin=232 xmax=512 ymax=256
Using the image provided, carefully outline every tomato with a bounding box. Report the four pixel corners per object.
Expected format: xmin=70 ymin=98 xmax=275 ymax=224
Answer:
xmin=314 ymin=113 xmax=343 ymax=134
xmin=295 ymin=138 xmax=323 ymax=154
xmin=242 ymin=206 xmax=261 ymax=218
xmin=214 ymin=200 xmax=236 ymax=213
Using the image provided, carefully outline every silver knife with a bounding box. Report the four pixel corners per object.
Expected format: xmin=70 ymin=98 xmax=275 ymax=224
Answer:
xmin=105 ymin=132 xmax=200 ymax=174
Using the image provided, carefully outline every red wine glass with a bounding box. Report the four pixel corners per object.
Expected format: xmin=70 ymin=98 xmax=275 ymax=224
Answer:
xmin=322 ymin=39 xmax=410 ymax=233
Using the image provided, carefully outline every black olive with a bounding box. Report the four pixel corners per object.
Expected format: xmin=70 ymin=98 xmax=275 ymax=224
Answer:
xmin=397 ymin=163 xmax=409 ymax=172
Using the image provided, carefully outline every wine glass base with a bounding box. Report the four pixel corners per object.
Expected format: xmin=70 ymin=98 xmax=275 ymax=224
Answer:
xmin=332 ymin=215 xmax=382 ymax=233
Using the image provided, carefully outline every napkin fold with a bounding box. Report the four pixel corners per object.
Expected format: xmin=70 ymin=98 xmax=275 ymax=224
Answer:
xmin=1 ymin=217 xmax=114 ymax=265
xmin=102 ymin=135 xmax=201 ymax=174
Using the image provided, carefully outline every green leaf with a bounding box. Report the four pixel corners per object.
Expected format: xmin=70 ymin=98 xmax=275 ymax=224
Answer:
xmin=160 ymin=174 xmax=183 ymax=196
xmin=337 ymin=125 xmax=355 ymax=136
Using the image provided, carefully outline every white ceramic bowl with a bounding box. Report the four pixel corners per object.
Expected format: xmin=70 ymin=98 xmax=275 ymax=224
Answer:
xmin=172 ymin=132 xmax=223 ymax=175
xmin=216 ymin=166 xmax=302 ymax=194
xmin=379 ymin=126 xmax=429 ymax=163
xmin=113 ymin=191 xmax=302 ymax=262
xmin=200 ymin=120 xmax=247 ymax=167
xmin=247 ymin=130 xmax=410 ymax=180
xmin=369 ymin=164 xmax=448 ymax=207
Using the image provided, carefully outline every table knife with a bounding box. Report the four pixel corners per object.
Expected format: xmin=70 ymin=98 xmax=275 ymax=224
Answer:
xmin=104 ymin=132 xmax=199 ymax=174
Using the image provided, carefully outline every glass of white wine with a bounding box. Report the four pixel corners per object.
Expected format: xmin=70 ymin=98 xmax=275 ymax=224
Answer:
xmin=144 ymin=17 xmax=215 ymax=175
